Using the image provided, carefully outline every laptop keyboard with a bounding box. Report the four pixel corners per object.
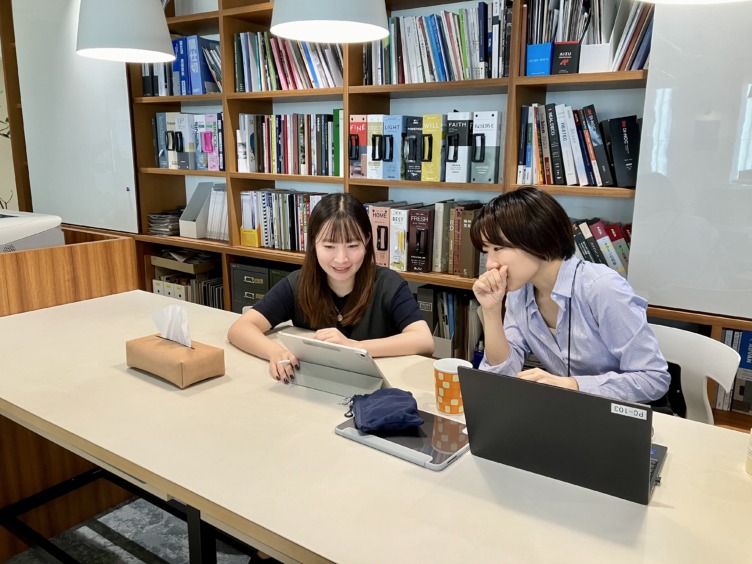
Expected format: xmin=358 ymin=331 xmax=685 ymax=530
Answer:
xmin=649 ymin=457 xmax=659 ymax=482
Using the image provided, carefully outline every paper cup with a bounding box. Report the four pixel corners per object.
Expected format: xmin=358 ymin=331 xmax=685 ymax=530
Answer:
xmin=433 ymin=358 xmax=472 ymax=415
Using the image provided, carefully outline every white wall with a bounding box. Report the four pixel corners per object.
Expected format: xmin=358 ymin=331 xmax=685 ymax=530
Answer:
xmin=13 ymin=0 xmax=137 ymax=232
xmin=628 ymin=4 xmax=752 ymax=319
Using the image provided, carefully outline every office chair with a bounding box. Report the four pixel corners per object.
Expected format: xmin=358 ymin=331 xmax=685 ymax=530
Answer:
xmin=649 ymin=323 xmax=740 ymax=425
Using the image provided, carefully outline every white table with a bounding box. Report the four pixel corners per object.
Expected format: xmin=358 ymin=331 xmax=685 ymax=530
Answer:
xmin=1 ymin=291 xmax=750 ymax=563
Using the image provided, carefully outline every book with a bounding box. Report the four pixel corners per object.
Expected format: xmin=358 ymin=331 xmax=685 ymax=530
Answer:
xmin=416 ymin=285 xmax=438 ymax=332
xmin=545 ymin=103 xmax=565 ymax=185
xmin=605 ymin=223 xmax=630 ymax=272
xmin=186 ymin=35 xmax=220 ymax=95
xmin=551 ymin=41 xmax=580 ymax=74
xmin=366 ymin=114 xmax=385 ymax=179
xmin=608 ymin=115 xmax=641 ymax=187
xmin=582 ymin=104 xmax=615 ymax=187
xmin=421 ymin=113 xmax=447 ymax=182
xmin=404 ymin=116 xmax=423 ymax=181
xmin=470 ymin=110 xmax=502 ymax=183
xmin=577 ymin=220 xmax=607 ymax=265
xmin=382 ymin=114 xmax=408 ymax=181
xmin=407 ymin=205 xmax=435 ymax=273
xmin=348 ymin=114 xmax=368 ymax=178
xmin=390 ymin=204 xmax=421 ymax=272
xmin=459 ymin=207 xmax=481 ymax=278
xmin=445 ymin=111 xmax=473 ymax=183
xmin=175 ymin=113 xmax=196 ymax=170
xmin=589 ymin=219 xmax=626 ymax=276
xmin=554 ymin=104 xmax=578 ymax=185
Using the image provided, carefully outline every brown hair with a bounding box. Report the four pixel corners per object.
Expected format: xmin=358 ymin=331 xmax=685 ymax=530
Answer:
xmin=298 ymin=193 xmax=376 ymax=328
xmin=470 ymin=187 xmax=575 ymax=261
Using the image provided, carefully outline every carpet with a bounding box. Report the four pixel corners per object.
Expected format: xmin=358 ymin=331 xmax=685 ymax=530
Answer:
xmin=6 ymin=498 xmax=256 ymax=563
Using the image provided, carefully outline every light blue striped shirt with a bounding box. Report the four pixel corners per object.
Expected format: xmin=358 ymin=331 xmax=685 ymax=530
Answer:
xmin=479 ymin=256 xmax=670 ymax=402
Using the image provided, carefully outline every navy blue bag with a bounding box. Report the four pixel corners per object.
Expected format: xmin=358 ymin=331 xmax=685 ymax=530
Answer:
xmin=347 ymin=388 xmax=424 ymax=433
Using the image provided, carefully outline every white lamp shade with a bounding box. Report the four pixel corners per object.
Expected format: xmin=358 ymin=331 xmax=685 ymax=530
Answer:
xmin=271 ymin=0 xmax=388 ymax=44
xmin=76 ymin=0 xmax=175 ymax=63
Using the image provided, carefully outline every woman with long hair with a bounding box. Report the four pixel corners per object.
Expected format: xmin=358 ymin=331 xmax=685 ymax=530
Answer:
xmin=228 ymin=193 xmax=434 ymax=382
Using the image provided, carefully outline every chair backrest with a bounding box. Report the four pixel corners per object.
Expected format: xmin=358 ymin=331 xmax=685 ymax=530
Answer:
xmin=649 ymin=323 xmax=740 ymax=424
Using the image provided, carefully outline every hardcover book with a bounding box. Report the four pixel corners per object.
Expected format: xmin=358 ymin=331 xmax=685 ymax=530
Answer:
xmin=382 ymin=115 xmax=408 ymax=181
xmin=551 ymin=41 xmax=581 ymax=74
xmin=407 ymin=205 xmax=435 ymax=273
xmin=608 ymin=115 xmax=641 ymax=187
xmin=366 ymin=114 xmax=385 ymax=179
xmin=348 ymin=115 xmax=368 ymax=178
xmin=459 ymin=207 xmax=481 ymax=278
xmin=421 ymin=114 xmax=447 ymax=182
xmin=470 ymin=111 xmax=502 ymax=184
xmin=545 ymin=104 xmax=565 ymax=185
xmin=404 ymin=116 xmax=423 ymax=181
xmin=582 ymin=105 xmax=615 ymax=187
xmin=186 ymin=35 xmax=220 ymax=95
xmin=175 ymin=113 xmax=196 ymax=170
xmin=445 ymin=112 xmax=473 ymax=183
xmin=390 ymin=204 xmax=421 ymax=272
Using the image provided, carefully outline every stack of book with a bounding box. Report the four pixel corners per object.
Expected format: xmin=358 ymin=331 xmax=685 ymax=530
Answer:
xmin=365 ymin=1 xmax=514 ymax=85
xmin=142 ymin=35 xmax=221 ymax=96
xmin=416 ymin=286 xmax=483 ymax=362
xmin=349 ymin=111 xmax=503 ymax=184
xmin=571 ymin=217 xmax=631 ymax=276
xmin=152 ymin=112 xmax=224 ymax=171
xmin=239 ymin=189 xmax=325 ymax=251
xmin=610 ymin=3 xmax=654 ymax=71
xmin=234 ymin=33 xmax=343 ymax=92
xmin=206 ymin=184 xmax=228 ymax=242
xmin=517 ymin=103 xmax=640 ymax=188
xmin=236 ymin=111 xmax=343 ymax=176
xmin=147 ymin=209 xmax=183 ymax=236
xmin=717 ymin=330 xmax=752 ymax=414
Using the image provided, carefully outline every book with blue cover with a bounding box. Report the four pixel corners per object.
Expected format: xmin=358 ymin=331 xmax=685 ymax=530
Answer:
xmin=186 ymin=35 xmax=220 ymax=95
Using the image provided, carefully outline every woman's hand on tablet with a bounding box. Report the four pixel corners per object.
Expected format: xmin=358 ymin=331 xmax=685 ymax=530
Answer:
xmin=269 ymin=350 xmax=298 ymax=384
xmin=313 ymin=328 xmax=355 ymax=348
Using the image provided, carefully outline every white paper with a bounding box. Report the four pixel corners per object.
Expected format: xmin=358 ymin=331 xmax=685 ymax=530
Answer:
xmin=152 ymin=305 xmax=192 ymax=348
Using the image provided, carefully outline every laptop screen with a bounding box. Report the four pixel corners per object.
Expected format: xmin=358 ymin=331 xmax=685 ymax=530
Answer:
xmin=458 ymin=367 xmax=663 ymax=505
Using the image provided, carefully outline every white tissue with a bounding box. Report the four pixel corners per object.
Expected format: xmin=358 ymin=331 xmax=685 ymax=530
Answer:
xmin=152 ymin=304 xmax=192 ymax=348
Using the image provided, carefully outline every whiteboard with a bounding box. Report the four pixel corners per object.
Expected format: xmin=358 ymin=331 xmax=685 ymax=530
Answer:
xmin=628 ymin=4 xmax=752 ymax=319
xmin=13 ymin=0 xmax=137 ymax=233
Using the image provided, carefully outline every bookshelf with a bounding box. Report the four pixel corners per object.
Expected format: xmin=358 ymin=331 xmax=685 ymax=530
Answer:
xmin=122 ymin=0 xmax=751 ymax=429
xmin=127 ymin=0 xmax=640 ymax=298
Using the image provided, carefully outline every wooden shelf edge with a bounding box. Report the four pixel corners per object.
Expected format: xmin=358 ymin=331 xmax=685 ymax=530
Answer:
xmin=222 ymin=3 xmax=274 ymax=19
xmin=517 ymin=70 xmax=648 ymax=88
xmin=133 ymin=94 xmax=223 ymax=104
xmin=349 ymin=77 xmax=509 ymax=95
xmin=139 ymin=168 xmax=227 ymax=177
xmin=647 ymin=306 xmax=752 ymax=332
xmin=228 ymin=172 xmax=344 ymax=183
xmin=166 ymin=10 xmax=219 ymax=24
xmin=225 ymin=88 xmax=344 ymax=101
xmin=510 ymin=184 xmax=636 ymax=199
xmin=348 ymin=179 xmax=503 ymax=192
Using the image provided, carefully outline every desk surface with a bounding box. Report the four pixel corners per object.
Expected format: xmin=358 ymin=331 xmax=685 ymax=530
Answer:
xmin=1 ymin=291 xmax=750 ymax=563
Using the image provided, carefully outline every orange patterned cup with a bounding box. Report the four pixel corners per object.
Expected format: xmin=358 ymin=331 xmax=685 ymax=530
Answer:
xmin=433 ymin=358 xmax=472 ymax=415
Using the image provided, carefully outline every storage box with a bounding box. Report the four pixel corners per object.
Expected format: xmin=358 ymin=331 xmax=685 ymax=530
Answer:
xmin=126 ymin=334 xmax=225 ymax=389
xmin=179 ymin=182 xmax=213 ymax=239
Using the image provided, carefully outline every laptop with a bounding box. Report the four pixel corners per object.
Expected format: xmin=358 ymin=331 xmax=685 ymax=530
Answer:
xmin=457 ymin=367 xmax=668 ymax=505
xmin=277 ymin=332 xmax=386 ymax=397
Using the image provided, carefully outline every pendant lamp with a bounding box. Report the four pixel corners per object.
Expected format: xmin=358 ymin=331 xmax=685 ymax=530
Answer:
xmin=270 ymin=0 xmax=389 ymax=44
xmin=76 ymin=0 xmax=175 ymax=63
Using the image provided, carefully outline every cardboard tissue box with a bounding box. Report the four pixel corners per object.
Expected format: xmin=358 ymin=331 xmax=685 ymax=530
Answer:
xmin=126 ymin=334 xmax=225 ymax=389
xmin=126 ymin=304 xmax=224 ymax=388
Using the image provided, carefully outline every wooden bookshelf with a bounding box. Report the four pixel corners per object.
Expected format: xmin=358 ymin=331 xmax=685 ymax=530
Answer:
xmin=117 ymin=0 xmax=752 ymax=431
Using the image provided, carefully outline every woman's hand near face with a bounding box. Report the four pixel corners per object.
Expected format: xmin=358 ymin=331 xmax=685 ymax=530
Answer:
xmin=473 ymin=265 xmax=508 ymax=311
xmin=269 ymin=349 xmax=299 ymax=384
xmin=313 ymin=327 xmax=356 ymax=347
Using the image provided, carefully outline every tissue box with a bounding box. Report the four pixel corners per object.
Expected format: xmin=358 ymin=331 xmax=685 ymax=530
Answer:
xmin=126 ymin=334 xmax=225 ymax=389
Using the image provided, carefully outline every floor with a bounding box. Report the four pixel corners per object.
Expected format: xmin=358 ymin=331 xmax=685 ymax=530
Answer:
xmin=6 ymin=498 xmax=258 ymax=563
